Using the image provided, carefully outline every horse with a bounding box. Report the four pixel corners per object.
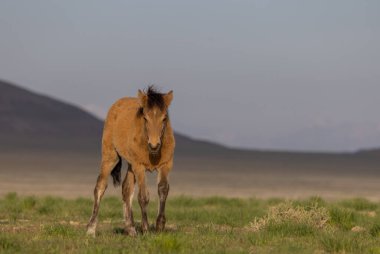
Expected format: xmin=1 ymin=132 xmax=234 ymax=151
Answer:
xmin=86 ymin=86 xmax=175 ymax=237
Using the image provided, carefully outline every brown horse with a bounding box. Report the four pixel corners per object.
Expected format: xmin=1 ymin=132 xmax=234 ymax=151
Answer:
xmin=86 ymin=86 xmax=175 ymax=237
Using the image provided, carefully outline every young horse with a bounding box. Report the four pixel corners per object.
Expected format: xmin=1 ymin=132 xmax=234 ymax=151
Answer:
xmin=86 ymin=87 xmax=175 ymax=237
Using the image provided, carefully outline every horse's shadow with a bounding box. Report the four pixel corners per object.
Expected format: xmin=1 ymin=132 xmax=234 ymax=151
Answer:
xmin=113 ymin=222 xmax=177 ymax=235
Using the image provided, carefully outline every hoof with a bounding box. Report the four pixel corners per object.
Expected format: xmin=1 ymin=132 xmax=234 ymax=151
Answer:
xmin=156 ymin=223 xmax=165 ymax=232
xmin=156 ymin=216 xmax=166 ymax=232
xmin=141 ymin=223 xmax=149 ymax=234
xmin=125 ymin=227 xmax=137 ymax=237
xmin=86 ymin=227 xmax=96 ymax=237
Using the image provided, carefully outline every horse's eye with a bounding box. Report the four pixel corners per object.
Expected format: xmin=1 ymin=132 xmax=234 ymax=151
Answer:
xmin=143 ymin=117 xmax=148 ymax=122
xmin=163 ymin=117 xmax=167 ymax=122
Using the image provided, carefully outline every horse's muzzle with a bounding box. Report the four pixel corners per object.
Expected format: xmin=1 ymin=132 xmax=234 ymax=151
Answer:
xmin=148 ymin=142 xmax=161 ymax=154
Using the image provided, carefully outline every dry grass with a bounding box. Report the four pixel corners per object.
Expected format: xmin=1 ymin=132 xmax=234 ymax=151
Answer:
xmin=249 ymin=201 xmax=330 ymax=232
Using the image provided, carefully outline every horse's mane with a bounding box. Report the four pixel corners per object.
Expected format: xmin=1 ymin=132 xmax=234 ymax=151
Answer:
xmin=145 ymin=85 xmax=165 ymax=110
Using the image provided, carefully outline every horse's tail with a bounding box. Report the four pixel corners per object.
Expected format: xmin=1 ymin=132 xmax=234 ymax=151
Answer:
xmin=111 ymin=155 xmax=122 ymax=187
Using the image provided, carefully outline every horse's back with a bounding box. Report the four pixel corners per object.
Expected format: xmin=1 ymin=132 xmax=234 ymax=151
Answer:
xmin=108 ymin=97 xmax=138 ymax=115
xmin=102 ymin=97 xmax=139 ymax=150
xmin=105 ymin=97 xmax=139 ymax=124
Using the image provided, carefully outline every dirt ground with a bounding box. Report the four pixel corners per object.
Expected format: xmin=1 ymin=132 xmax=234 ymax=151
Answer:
xmin=1 ymin=151 xmax=380 ymax=201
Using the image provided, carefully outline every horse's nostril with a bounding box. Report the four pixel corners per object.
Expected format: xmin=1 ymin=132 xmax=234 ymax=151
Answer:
xmin=149 ymin=143 xmax=160 ymax=150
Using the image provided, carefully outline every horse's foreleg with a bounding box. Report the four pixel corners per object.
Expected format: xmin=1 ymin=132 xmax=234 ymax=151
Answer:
xmin=156 ymin=167 xmax=170 ymax=232
xmin=122 ymin=164 xmax=137 ymax=236
xmin=135 ymin=166 xmax=149 ymax=233
xmin=87 ymin=155 xmax=119 ymax=236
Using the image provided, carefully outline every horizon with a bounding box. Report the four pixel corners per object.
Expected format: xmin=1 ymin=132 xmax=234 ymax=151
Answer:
xmin=1 ymin=1 xmax=379 ymax=152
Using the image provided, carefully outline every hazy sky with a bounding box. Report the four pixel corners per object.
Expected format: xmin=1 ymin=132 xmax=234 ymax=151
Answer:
xmin=1 ymin=0 xmax=379 ymax=152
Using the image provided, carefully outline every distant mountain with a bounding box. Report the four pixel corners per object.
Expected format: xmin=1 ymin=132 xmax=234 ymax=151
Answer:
xmin=0 ymin=80 xmax=231 ymax=155
xmin=270 ymin=123 xmax=380 ymax=153
xmin=356 ymin=148 xmax=380 ymax=156
xmin=0 ymin=80 xmax=102 ymax=151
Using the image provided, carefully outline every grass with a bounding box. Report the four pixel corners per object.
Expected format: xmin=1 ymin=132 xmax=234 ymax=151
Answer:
xmin=1 ymin=193 xmax=380 ymax=253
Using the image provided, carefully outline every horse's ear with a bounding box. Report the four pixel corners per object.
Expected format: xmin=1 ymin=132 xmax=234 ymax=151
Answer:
xmin=138 ymin=89 xmax=147 ymax=107
xmin=164 ymin=90 xmax=173 ymax=107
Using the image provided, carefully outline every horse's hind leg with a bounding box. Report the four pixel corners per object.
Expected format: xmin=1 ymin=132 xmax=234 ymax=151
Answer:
xmin=156 ymin=167 xmax=171 ymax=232
xmin=86 ymin=149 xmax=120 ymax=236
xmin=122 ymin=163 xmax=137 ymax=236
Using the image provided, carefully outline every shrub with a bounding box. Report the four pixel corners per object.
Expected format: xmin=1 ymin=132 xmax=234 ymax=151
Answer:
xmin=249 ymin=202 xmax=330 ymax=233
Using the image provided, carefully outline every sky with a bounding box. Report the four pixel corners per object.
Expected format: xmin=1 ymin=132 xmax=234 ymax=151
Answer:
xmin=0 ymin=0 xmax=379 ymax=152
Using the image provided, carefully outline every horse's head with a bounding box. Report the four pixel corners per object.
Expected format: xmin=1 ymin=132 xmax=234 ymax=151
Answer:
xmin=138 ymin=86 xmax=173 ymax=155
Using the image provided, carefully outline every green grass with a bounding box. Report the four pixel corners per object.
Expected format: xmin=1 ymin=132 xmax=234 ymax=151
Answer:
xmin=1 ymin=193 xmax=380 ymax=253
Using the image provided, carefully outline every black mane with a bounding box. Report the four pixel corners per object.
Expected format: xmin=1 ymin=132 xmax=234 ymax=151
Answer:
xmin=146 ymin=85 xmax=165 ymax=110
